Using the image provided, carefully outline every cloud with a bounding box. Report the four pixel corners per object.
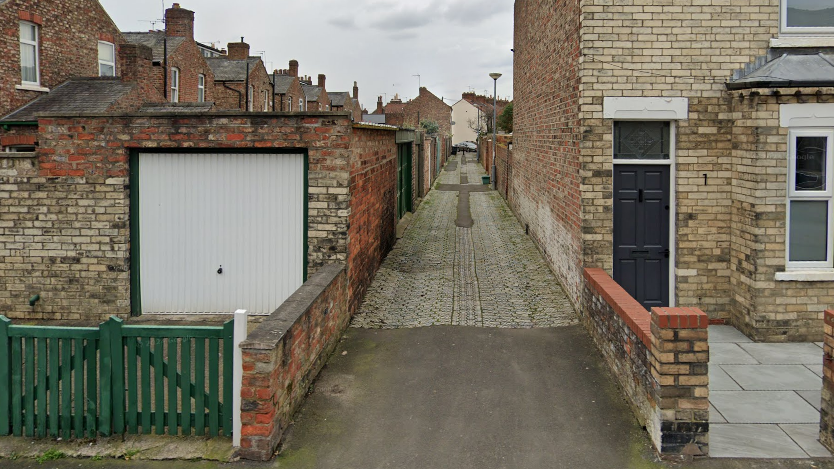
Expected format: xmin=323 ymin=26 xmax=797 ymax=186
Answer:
xmin=442 ymin=0 xmax=512 ymax=25
xmin=328 ymin=16 xmax=357 ymax=29
xmin=367 ymin=1 xmax=438 ymax=31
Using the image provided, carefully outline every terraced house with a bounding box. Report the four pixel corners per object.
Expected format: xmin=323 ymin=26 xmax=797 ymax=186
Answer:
xmin=513 ymin=0 xmax=834 ymax=341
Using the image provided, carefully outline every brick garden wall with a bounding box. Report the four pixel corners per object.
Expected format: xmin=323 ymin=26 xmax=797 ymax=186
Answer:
xmin=583 ymin=268 xmax=709 ymax=457
xmin=0 ymin=112 xmax=357 ymax=320
xmin=0 ymin=0 xmax=124 ymax=117
xmin=347 ymin=126 xmax=398 ymax=314
xmin=821 ymin=310 xmax=834 ymax=452
xmin=239 ymin=264 xmax=348 ymax=460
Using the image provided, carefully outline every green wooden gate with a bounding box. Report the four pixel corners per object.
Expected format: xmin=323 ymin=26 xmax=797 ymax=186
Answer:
xmin=0 ymin=316 xmax=233 ymax=439
xmin=397 ymin=143 xmax=413 ymax=219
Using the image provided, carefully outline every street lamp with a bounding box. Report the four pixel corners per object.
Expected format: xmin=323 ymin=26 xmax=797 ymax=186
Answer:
xmin=489 ymin=72 xmax=502 ymax=190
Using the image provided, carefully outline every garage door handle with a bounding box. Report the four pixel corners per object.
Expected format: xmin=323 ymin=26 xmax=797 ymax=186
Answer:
xmin=661 ymin=249 xmax=670 ymax=258
xmin=217 ymin=265 xmax=223 ymax=274
xmin=638 ymin=189 xmax=643 ymax=202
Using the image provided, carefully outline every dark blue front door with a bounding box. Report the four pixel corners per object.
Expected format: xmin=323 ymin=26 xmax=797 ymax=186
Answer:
xmin=613 ymin=165 xmax=671 ymax=309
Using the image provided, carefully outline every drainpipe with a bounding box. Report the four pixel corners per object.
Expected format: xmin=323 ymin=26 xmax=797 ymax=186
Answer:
xmin=221 ymin=82 xmax=242 ymax=109
xmin=271 ymin=70 xmax=276 ymax=111
xmin=245 ymin=61 xmax=250 ymax=111
xmin=163 ymin=37 xmax=168 ymax=100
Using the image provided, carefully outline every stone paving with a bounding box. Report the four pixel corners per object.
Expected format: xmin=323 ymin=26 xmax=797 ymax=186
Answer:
xmin=351 ymin=154 xmax=577 ymax=329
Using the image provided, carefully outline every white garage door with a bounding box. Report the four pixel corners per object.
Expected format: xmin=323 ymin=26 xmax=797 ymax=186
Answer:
xmin=138 ymin=152 xmax=305 ymax=315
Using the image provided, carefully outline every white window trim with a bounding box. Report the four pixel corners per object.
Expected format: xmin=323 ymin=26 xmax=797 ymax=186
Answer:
xmin=19 ymin=21 xmax=39 ymax=86
xmin=197 ymin=74 xmax=205 ymax=103
xmin=780 ymin=0 xmax=834 ymax=36
xmin=248 ymin=85 xmax=254 ymax=111
xmin=170 ymin=67 xmax=179 ymax=103
xmin=611 ymin=120 xmax=677 ymax=307
xmin=98 ymin=41 xmax=115 ymax=77
xmin=784 ymin=128 xmax=834 ymax=271
xmin=263 ymin=90 xmax=268 ymax=111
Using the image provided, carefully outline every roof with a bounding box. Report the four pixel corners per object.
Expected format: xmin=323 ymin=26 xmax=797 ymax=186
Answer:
xmin=205 ymin=57 xmax=262 ymax=82
xmin=271 ymin=74 xmax=296 ymax=94
xmin=329 ymin=92 xmax=350 ymax=107
xmin=1 ymin=78 xmax=135 ymax=122
xmin=302 ymin=84 xmax=322 ymax=102
xmin=384 ymin=102 xmax=406 ymax=114
xmin=729 ymin=53 xmax=834 ymax=90
xmin=362 ymin=114 xmax=387 ymax=124
xmin=123 ymin=32 xmax=185 ymax=62
xmin=139 ymin=102 xmax=215 ymax=113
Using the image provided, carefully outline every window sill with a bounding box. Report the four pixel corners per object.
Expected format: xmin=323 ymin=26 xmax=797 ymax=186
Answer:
xmin=775 ymin=271 xmax=834 ymax=282
xmin=770 ymin=37 xmax=834 ymax=48
xmin=15 ymin=84 xmax=49 ymax=93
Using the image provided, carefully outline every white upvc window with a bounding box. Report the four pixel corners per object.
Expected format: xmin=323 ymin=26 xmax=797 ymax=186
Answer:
xmin=19 ymin=21 xmax=39 ymax=85
xmin=197 ymin=74 xmax=205 ymax=103
xmin=299 ymin=98 xmax=303 ymax=111
xmin=98 ymin=41 xmax=115 ymax=77
xmin=287 ymin=97 xmax=292 ymax=111
xmin=781 ymin=0 xmax=834 ymax=35
xmin=786 ymin=129 xmax=834 ymax=270
xmin=263 ymin=90 xmax=268 ymax=111
xmin=248 ymin=85 xmax=254 ymax=111
xmin=170 ymin=67 xmax=179 ymax=103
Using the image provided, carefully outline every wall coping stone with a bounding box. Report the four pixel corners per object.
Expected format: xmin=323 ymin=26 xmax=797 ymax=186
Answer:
xmin=651 ymin=307 xmax=708 ymax=329
xmin=241 ymin=263 xmax=345 ymax=350
xmin=34 ymin=111 xmax=353 ymax=119
xmin=584 ymin=268 xmax=651 ymax=347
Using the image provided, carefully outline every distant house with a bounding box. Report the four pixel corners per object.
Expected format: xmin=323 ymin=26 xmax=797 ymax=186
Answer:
xmin=329 ymin=82 xmax=361 ymax=121
xmin=272 ymin=60 xmax=304 ymax=112
xmin=300 ymin=74 xmax=330 ymax=112
xmin=403 ymin=87 xmax=452 ymax=135
xmin=123 ymin=4 xmax=215 ymax=105
xmin=206 ymin=40 xmax=272 ymax=111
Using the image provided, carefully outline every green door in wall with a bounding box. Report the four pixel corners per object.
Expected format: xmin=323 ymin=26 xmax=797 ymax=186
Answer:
xmin=397 ymin=143 xmax=412 ymax=219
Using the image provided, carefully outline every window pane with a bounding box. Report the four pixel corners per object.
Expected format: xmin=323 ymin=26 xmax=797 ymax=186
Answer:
xmin=98 ymin=42 xmax=114 ymax=63
xmin=20 ymin=43 xmax=37 ymax=83
xmin=614 ymin=121 xmax=670 ymax=159
xmin=19 ymin=22 xmax=36 ymax=42
xmin=790 ymin=200 xmax=829 ymax=262
xmin=785 ymin=0 xmax=834 ymax=28
xmin=795 ymin=136 xmax=827 ymax=192
xmin=99 ymin=63 xmax=115 ymax=77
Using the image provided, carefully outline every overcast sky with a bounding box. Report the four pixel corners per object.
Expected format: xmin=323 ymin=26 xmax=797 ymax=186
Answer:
xmin=98 ymin=0 xmax=515 ymax=111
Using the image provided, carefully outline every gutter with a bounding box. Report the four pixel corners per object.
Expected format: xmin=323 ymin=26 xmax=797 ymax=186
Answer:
xmin=726 ymin=80 xmax=834 ymax=90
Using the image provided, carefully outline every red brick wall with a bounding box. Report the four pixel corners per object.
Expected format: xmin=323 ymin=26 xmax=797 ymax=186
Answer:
xmin=161 ymin=41 xmax=215 ymax=104
xmin=275 ymin=77 xmax=304 ymax=112
xmin=512 ymin=0 xmax=583 ymax=307
xmin=0 ymin=0 xmax=124 ymax=117
xmin=347 ymin=126 xmax=398 ymax=314
xmin=213 ymin=61 xmax=271 ymax=111
xmin=403 ymin=87 xmax=452 ymax=136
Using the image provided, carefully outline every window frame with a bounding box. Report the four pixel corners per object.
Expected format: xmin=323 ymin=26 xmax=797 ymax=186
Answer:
xmin=248 ymin=85 xmax=254 ymax=111
xmin=98 ymin=41 xmax=116 ymax=77
xmin=197 ymin=74 xmax=205 ymax=103
xmin=780 ymin=0 xmax=834 ymax=35
xmin=19 ymin=21 xmax=40 ymax=86
xmin=170 ymin=67 xmax=180 ymax=103
xmin=786 ymin=128 xmax=834 ymax=270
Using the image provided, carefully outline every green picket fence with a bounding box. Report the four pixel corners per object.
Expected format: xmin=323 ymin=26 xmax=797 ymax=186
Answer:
xmin=0 ymin=316 xmax=233 ymax=439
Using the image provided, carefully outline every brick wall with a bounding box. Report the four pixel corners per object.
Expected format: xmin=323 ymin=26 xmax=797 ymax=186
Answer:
xmin=513 ymin=0 xmax=584 ymax=309
xmin=213 ymin=62 xmax=272 ymax=111
xmin=239 ymin=264 xmax=348 ymax=460
xmin=161 ymin=40 xmax=215 ymax=105
xmin=0 ymin=0 xmax=124 ymax=117
xmin=347 ymin=126 xmax=398 ymax=314
xmin=403 ymin=87 xmax=452 ymax=136
xmin=0 ymin=112 xmax=357 ymax=320
xmin=583 ymin=268 xmax=709 ymax=458
xmin=821 ymin=310 xmax=834 ymax=451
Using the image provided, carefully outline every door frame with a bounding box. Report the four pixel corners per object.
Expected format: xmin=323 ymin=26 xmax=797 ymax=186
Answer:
xmin=611 ymin=121 xmax=677 ymax=307
xmin=128 ymin=148 xmax=310 ymax=316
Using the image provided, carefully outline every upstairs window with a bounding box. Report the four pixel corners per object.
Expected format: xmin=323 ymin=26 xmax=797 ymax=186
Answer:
xmin=263 ymin=90 xmax=268 ymax=111
xmin=198 ymin=74 xmax=205 ymax=103
xmin=19 ymin=21 xmax=39 ymax=85
xmin=170 ymin=67 xmax=179 ymax=103
xmin=782 ymin=0 xmax=834 ymax=34
xmin=98 ymin=41 xmax=115 ymax=76
xmin=248 ymin=85 xmax=254 ymax=111
xmin=787 ymin=129 xmax=834 ymax=269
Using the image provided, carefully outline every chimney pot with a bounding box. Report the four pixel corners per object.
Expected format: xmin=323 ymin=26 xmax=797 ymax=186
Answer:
xmin=227 ymin=40 xmax=250 ymax=60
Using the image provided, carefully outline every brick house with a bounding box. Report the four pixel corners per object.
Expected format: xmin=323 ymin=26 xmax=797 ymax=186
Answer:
xmin=403 ymin=87 xmax=452 ymax=136
xmin=206 ymin=40 xmax=271 ymax=111
xmin=513 ymin=0 xmax=834 ymax=341
xmin=123 ymin=4 xmax=215 ymax=105
xmin=0 ymin=0 xmax=124 ymax=150
xmin=300 ymin=74 xmax=330 ymax=112
xmin=329 ymin=82 xmax=361 ymax=122
xmin=271 ymin=60 xmax=304 ymax=112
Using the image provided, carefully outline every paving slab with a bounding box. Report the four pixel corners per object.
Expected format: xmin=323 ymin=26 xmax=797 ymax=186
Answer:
xmin=710 ymin=403 xmax=728 ymax=423
xmin=709 ymin=342 xmax=759 ymax=365
xmin=709 ymin=424 xmax=809 ymax=458
xmin=738 ymin=343 xmax=823 ymax=365
xmin=711 ymin=391 xmax=820 ymax=424
xmin=709 ymin=365 xmax=742 ymax=391
xmin=721 ymin=364 xmax=821 ymax=391
xmin=708 ymin=325 xmax=753 ymax=343
xmin=798 ymin=389 xmax=823 ymax=411
xmin=780 ymin=424 xmax=833 ymax=457
xmin=807 ymin=364 xmax=824 ymax=378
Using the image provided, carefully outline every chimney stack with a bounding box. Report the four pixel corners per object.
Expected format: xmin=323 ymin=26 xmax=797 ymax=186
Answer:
xmin=376 ymin=96 xmax=383 ymax=114
xmin=353 ymin=81 xmax=358 ymax=100
xmin=164 ymin=3 xmax=194 ymax=39
xmin=118 ymin=43 xmax=153 ymax=83
xmin=317 ymin=74 xmax=326 ymax=89
xmin=227 ymin=38 xmax=250 ymax=60
xmin=288 ymin=60 xmax=298 ymax=78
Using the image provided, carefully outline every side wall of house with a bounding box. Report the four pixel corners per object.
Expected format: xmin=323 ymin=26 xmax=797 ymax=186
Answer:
xmin=0 ymin=113 xmax=354 ymax=320
xmin=512 ymin=0 xmax=584 ymax=307
xmin=0 ymin=0 xmax=124 ymax=117
xmin=164 ymin=42 xmax=215 ymax=104
xmin=403 ymin=89 xmax=452 ymax=136
xmin=347 ymin=127 xmax=398 ymax=314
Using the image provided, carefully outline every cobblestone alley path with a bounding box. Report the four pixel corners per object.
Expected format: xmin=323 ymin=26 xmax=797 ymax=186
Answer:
xmin=351 ymin=153 xmax=577 ymax=329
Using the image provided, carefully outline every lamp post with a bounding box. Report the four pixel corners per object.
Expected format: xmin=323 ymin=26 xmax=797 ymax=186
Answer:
xmin=489 ymin=73 xmax=502 ymax=190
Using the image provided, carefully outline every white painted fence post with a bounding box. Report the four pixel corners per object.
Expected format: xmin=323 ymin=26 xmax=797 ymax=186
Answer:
xmin=232 ymin=309 xmax=248 ymax=447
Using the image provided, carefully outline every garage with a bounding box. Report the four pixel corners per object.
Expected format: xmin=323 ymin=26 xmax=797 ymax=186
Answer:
xmin=131 ymin=151 xmax=307 ymax=315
